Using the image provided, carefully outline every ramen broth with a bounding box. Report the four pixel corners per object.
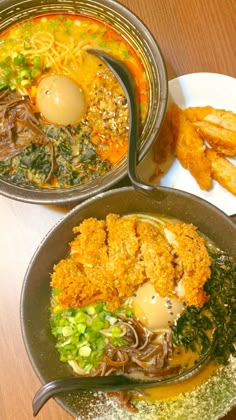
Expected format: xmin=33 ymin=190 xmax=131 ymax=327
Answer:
xmin=0 ymin=14 xmax=148 ymax=188
xmin=50 ymin=212 xmax=228 ymax=413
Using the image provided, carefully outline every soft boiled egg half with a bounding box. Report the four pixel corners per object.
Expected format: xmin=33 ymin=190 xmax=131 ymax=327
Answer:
xmin=36 ymin=75 xmax=86 ymax=126
xmin=132 ymin=282 xmax=185 ymax=331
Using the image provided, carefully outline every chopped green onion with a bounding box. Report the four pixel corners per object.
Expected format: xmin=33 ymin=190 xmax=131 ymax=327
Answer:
xmin=79 ymin=345 xmax=92 ymax=357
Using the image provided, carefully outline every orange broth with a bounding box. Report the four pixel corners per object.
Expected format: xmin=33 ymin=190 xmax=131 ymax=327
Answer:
xmin=0 ymin=14 xmax=148 ymax=187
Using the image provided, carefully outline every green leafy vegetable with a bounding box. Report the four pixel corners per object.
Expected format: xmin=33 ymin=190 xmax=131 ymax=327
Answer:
xmin=172 ymin=251 xmax=236 ymax=365
xmin=204 ymin=252 xmax=236 ymax=364
xmin=0 ymin=123 xmax=112 ymax=188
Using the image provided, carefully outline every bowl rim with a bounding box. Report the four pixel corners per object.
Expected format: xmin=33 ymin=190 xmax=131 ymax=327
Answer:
xmin=20 ymin=185 xmax=236 ymax=417
xmin=0 ymin=0 xmax=168 ymax=204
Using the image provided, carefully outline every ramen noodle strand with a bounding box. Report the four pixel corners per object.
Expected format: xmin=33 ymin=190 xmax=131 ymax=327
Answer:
xmin=30 ymin=31 xmax=55 ymax=53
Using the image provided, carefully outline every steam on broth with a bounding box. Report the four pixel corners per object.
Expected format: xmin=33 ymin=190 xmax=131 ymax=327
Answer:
xmin=49 ymin=213 xmax=236 ymax=413
xmin=0 ymin=14 xmax=148 ymax=188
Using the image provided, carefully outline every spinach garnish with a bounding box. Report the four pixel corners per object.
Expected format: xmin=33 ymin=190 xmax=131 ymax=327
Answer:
xmin=0 ymin=123 xmax=112 ymax=188
xmin=172 ymin=252 xmax=236 ymax=365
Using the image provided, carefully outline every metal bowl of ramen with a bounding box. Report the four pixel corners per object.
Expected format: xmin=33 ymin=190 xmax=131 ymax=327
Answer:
xmin=0 ymin=0 xmax=167 ymax=204
xmin=21 ymin=186 xmax=236 ymax=418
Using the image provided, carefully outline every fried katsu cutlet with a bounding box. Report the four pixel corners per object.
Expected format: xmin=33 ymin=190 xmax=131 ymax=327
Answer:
xmin=50 ymin=258 xmax=118 ymax=308
xmin=171 ymin=104 xmax=212 ymax=190
xmin=206 ymin=148 xmax=236 ymax=196
xmin=184 ymin=106 xmax=236 ymax=132
xmin=136 ymin=221 xmax=176 ymax=298
xmin=163 ymin=223 xmax=211 ymax=307
xmin=106 ymin=214 xmax=145 ymax=298
xmin=153 ymin=110 xmax=174 ymax=163
xmin=51 ymin=215 xmax=211 ymax=310
xmin=71 ymin=218 xmax=108 ymax=266
xmin=194 ymin=120 xmax=236 ymax=156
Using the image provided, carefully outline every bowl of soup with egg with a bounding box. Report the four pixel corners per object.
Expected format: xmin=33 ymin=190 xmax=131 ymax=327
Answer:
xmin=21 ymin=186 xmax=236 ymax=418
xmin=0 ymin=0 xmax=167 ymax=204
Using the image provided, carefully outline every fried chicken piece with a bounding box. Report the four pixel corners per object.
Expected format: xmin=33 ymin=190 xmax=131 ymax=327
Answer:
xmin=184 ymin=106 xmax=236 ymax=132
xmin=106 ymin=214 xmax=145 ymax=299
xmin=206 ymin=148 xmax=236 ymax=196
xmin=163 ymin=223 xmax=211 ymax=307
xmin=193 ymin=120 xmax=236 ymax=156
xmin=153 ymin=110 xmax=174 ymax=163
xmin=51 ymin=258 xmax=118 ymax=308
xmin=171 ymin=104 xmax=212 ymax=190
xmin=136 ymin=221 xmax=176 ymax=298
xmin=71 ymin=218 xmax=108 ymax=266
xmin=51 ymin=215 xmax=211 ymax=310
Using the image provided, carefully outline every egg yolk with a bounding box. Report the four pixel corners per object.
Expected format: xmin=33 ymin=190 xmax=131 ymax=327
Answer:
xmin=36 ymin=75 xmax=86 ymax=125
xmin=132 ymin=282 xmax=184 ymax=330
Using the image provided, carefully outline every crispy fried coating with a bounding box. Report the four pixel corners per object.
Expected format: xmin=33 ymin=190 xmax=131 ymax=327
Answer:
xmin=106 ymin=214 xmax=144 ymax=299
xmin=71 ymin=218 xmax=108 ymax=266
xmin=184 ymin=106 xmax=236 ymax=132
xmin=171 ymin=104 xmax=212 ymax=190
xmin=206 ymin=148 xmax=236 ymax=196
xmin=163 ymin=223 xmax=211 ymax=307
xmin=194 ymin=120 xmax=236 ymax=156
xmin=51 ymin=215 xmax=211 ymax=309
xmin=153 ymin=104 xmax=236 ymax=194
xmin=51 ymin=258 xmax=118 ymax=308
xmin=153 ymin=110 xmax=174 ymax=163
xmin=136 ymin=221 xmax=176 ymax=298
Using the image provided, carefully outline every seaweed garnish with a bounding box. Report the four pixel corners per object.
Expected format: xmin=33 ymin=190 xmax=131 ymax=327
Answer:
xmin=172 ymin=251 xmax=236 ymax=365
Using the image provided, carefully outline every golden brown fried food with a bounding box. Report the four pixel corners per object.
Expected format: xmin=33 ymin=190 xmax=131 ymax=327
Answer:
xmin=184 ymin=106 xmax=236 ymax=132
xmin=194 ymin=120 xmax=236 ymax=156
xmin=153 ymin=110 xmax=174 ymax=163
xmin=171 ymin=104 xmax=212 ymax=190
xmin=106 ymin=214 xmax=145 ymax=299
xmin=163 ymin=223 xmax=211 ymax=307
xmin=51 ymin=214 xmax=211 ymax=310
xmin=152 ymin=103 xmax=236 ymax=194
xmin=51 ymin=258 xmax=118 ymax=308
xmin=71 ymin=218 xmax=108 ymax=266
xmin=136 ymin=221 xmax=176 ymax=298
xmin=206 ymin=148 xmax=236 ymax=196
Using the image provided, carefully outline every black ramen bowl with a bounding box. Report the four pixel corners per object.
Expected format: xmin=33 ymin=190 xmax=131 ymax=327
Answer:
xmin=0 ymin=0 xmax=167 ymax=204
xmin=20 ymin=186 xmax=236 ymax=418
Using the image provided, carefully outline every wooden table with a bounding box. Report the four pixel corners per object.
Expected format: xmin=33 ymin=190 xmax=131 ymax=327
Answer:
xmin=0 ymin=1 xmax=235 ymax=419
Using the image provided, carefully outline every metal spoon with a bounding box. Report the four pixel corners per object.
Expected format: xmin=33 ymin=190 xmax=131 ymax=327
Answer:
xmin=87 ymin=48 xmax=156 ymax=192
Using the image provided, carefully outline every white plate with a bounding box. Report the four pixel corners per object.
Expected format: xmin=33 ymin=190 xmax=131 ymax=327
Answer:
xmin=139 ymin=73 xmax=236 ymax=216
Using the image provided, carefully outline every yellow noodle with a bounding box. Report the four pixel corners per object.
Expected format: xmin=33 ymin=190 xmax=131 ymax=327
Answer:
xmin=30 ymin=31 xmax=54 ymax=53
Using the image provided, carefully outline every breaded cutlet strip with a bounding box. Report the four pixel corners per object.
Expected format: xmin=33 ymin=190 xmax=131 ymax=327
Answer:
xmin=193 ymin=120 xmax=236 ymax=156
xmin=163 ymin=223 xmax=211 ymax=307
xmin=153 ymin=110 xmax=174 ymax=163
xmin=51 ymin=215 xmax=212 ymax=310
xmin=106 ymin=214 xmax=145 ymax=298
xmin=184 ymin=106 xmax=236 ymax=132
xmin=206 ymin=148 xmax=236 ymax=196
xmin=51 ymin=258 xmax=118 ymax=308
xmin=71 ymin=218 xmax=108 ymax=266
xmin=136 ymin=221 xmax=176 ymax=298
xmin=171 ymin=104 xmax=212 ymax=190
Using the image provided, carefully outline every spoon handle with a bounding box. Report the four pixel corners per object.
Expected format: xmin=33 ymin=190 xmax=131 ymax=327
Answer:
xmin=32 ymin=375 xmax=149 ymax=416
xmin=33 ymin=339 xmax=214 ymax=417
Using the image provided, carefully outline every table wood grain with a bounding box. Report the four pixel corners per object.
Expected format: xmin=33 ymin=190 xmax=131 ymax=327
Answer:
xmin=0 ymin=1 xmax=235 ymax=419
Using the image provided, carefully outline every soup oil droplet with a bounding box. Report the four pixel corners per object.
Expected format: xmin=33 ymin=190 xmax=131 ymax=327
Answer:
xmin=36 ymin=75 xmax=86 ymax=125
